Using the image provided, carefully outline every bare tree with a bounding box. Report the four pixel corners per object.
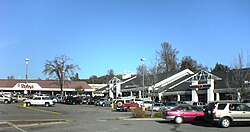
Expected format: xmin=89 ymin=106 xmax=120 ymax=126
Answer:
xmin=107 ymin=69 xmax=115 ymax=77
xmin=231 ymin=51 xmax=250 ymax=101
xmin=136 ymin=65 xmax=148 ymax=77
xmin=156 ymin=42 xmax=179 ymax=73
xmin=43 ymin=55 xmax=80 ymax=96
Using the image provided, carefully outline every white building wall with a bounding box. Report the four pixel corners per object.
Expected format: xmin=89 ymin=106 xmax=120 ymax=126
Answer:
xmin=191 ymin=80 xmax=199 ymax=102
xmin=207 ymin=79 xmax=215 ymax=103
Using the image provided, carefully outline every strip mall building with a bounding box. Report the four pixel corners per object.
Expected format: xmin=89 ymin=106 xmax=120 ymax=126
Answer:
xmin=0 ymin=80 xmax=94 ymax=96
xmin=100 ymin=69 xmax=250 ymax=104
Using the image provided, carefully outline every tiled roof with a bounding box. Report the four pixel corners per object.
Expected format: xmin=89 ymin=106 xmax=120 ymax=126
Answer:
xmin=0 ymin=80 xmax=93 ymax=89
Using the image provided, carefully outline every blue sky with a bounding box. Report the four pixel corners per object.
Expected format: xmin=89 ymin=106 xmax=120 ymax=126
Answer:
xmin=0 ymin=0 xmax=250 ymax=80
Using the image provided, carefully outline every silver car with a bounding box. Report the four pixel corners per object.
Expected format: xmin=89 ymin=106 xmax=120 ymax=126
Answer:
xmin=205 ymin=102 xmax=250 ymax=128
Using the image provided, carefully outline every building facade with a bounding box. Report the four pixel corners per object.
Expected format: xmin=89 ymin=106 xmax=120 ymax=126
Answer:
xmin=0 ymin=80 xmax=94 ymax=96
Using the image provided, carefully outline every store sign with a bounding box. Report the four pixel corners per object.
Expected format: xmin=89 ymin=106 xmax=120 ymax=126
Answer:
xmin=190 ymin=84 xmax=211 ymax=89
xmin=21 ymin=84 xmax=34 ymax=89
xmin=13 ymin=83 xmax=42 ymax=90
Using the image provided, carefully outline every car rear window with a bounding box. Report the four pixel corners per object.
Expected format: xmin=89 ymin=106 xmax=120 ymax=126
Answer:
xmin=218 ymin=104 xmax=227 ymax=110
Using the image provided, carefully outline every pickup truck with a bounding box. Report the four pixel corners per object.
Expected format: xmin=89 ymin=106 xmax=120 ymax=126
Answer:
xmin=0 ymin=94 xmax=12 ymax=104
xmin=114 ymin=99 xmax=139 ymax=112
xmin=24 ymin=96 xmax=54 ymax=107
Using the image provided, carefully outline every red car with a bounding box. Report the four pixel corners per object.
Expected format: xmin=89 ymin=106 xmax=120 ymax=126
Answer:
xmin=162 ymin=104 xmax=204 ymax=124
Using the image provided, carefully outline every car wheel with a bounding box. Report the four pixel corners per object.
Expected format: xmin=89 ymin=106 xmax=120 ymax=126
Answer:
xmin=117 ymin=102 xmax=123 ymax=107
xmin=72 ymin=102 xmax=76 ymax=105
xmin=45 ymin=102 xmax=50 ymax=107
xmin=102 ymin=103 xmax=105 ymax=107
xmin=220 ymin=117 xmax=231 ymax=128
xmin=4 ymin=100 xmax=9 ymax=104
xmin=26 ymin=102 xmax=31 ymax=107
xmin=174 ymin=116 xmax=184 ymax=124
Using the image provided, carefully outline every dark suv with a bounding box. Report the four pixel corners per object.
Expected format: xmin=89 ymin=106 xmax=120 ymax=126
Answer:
xmin=65 ymin=96 xmax=82 ymax=105
xmin=205 ymin=102 xmax=250 ymax=128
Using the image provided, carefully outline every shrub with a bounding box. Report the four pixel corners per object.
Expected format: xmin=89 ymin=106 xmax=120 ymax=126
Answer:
xmin=153 ymin=112 xmax=162 ymax=118
xmin=131 ymin=107 xmax=145 ymax=118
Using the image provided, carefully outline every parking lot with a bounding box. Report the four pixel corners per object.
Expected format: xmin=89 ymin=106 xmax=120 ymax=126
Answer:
xmin=1 ymin=103 xmax=250 ymax=132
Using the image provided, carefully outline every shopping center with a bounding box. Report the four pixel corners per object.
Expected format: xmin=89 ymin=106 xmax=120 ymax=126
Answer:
xmin=102 ymin=68 xmax=250 ymax=104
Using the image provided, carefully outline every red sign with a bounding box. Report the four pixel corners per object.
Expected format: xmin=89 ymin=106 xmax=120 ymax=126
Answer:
xmin=190 ymin=84 xmax=211 ymax=89
xmin=21 ymin=84 xmax=34 ymax=89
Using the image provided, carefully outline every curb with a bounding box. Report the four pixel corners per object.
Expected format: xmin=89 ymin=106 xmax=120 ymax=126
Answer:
xmin=116 ymin=117 xmax=164 ymax=121
xmin=1 ymin=119 xmax=72 ymax=127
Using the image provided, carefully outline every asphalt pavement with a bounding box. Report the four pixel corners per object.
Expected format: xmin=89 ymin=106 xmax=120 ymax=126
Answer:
xmin=1 ymin=103 xmax=250 ymax=132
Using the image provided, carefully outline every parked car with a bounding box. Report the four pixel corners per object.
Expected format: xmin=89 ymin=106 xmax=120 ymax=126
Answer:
xmin=95 ymin=98 xmax=111 ymax=106
xmin=143 ymin=100 xmax=152 ymax=110
xmin=56 ymin=96 xmax=65 ymax=103
xmin=114 ymin=99 xmax=139 ymax=112
xmin=86 ymin=96 xmax=101 ymax=105
xmin=24 ymin=96 xmax=54 ymax=107
xmin=13 ymin=95 xmax=28 ymax=102
xmin=0 ymin=94 xmax=12 ymax=104
xmin=204 ymin=102 xmax=250 ymax=128
xmin=65 ymin=96 xmax=82 ymax=105
xmin=82 ymin=96 xmax=90 ymax=104
xmin=60 ymin=96 xmax=67 ymax=104
xmin=148 ymin=102 xmax=164 ymax=112
xmin=131 ymin=98 xmax=144 ymax=107
xmin=162 ymin=104 xmax=204 ymax=124
xmin=163 ymin=101 xmax=187 ymax=111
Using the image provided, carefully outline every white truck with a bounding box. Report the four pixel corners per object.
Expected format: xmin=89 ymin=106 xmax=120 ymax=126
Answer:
xmin=24 ymin=96 xmax=54 ymax=107
xmin=0 ymin=94 xmax=12 ymax=104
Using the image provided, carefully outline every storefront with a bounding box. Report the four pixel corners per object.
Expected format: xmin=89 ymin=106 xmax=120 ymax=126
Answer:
xmin=0 ymin=80 xmax=94 ymax=96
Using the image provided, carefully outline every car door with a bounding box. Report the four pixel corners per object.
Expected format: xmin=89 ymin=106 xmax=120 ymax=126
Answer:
xmin=183 ymin=106 xmax=196 ymax=121
xmin=229 ymin=104 xmax=242 ymax=121
xmin=35 ymin=97 xmax=42 ymax=105
xmin=238 ymin=104 xmax=250 ymax=121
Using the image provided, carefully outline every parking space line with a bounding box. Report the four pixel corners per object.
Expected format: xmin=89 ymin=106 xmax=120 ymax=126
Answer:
xmin=6 ymin=122 xmax=27 ymax=132
xmin=17 ymin=105 xmax=61 ymax=115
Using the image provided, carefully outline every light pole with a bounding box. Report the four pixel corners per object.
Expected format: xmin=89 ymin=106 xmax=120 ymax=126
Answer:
xmin=61 ymin=70 xmax=65 ymax=97
xmin=141 ymin=58 xmax=146 ymax=99
xmin=25 ymin=58 xmax=29 ymax=95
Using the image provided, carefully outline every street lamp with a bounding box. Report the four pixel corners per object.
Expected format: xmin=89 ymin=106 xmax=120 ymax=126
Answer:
xmin=141 ymin=58 xmax=146 ymax=99
xmin=25 ymin=58 xmax=29 ymax=95
xmin=25 ymin=58 xmax=29 ymax=83
xmin=61 ymin=70 xmax=65 ymax=97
